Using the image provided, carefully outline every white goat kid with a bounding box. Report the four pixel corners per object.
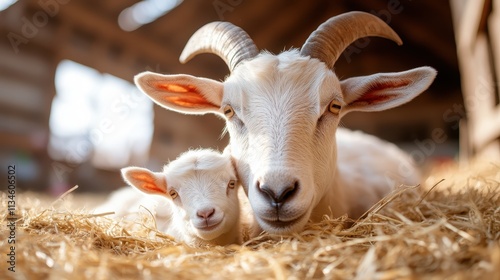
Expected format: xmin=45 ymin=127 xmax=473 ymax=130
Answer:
xmin=134 ymin=12 xmax=437 ymax=234
xmin=100 ymin=149 xmax=241 ymax=246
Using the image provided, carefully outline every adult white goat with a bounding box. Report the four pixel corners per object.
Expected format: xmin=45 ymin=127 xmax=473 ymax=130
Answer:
xmin=134 ymin=12 xmax=437 ymax=234
xmin=98 ymin=149 xmax=242 ymax=246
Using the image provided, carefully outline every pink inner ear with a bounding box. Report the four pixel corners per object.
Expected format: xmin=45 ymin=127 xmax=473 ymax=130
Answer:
xmin=359 ymin=91 xmax=393 ymax=104
xmin=157 ymin=83 xmax=197 ymax=93
xmin=155 ymin=83 xmax=216 ymax=108
xmin=164 ymin=93 xmax=215 ymax=108
xmin=361 ymin=79 xmax=412 ymax=104
xmin=141 ymin=183 xmax=165 ymax=194
xmin=131 ymin=173 xmax=165 ymax=194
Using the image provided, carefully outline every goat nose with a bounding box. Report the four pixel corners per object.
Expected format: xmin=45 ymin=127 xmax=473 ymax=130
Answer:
xmin=258 ymin=181 xmax=298 ymax=208
xmin=197 ymin=207 xmax=215 ymax=219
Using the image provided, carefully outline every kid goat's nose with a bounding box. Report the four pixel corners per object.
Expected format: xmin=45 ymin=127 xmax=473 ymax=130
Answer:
xmin=196 ymin=207 xmax=215 ymax=219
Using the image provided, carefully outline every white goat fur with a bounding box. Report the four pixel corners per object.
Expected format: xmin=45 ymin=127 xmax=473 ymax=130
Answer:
xmin=136 ymin=48 xmax=436 ymax=234
xmin=97 ymin=149 xmax=242 ymax=246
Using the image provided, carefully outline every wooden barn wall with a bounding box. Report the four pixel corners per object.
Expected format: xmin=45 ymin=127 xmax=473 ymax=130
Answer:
xmin=0 ymin=3 xmax=56 ymax=191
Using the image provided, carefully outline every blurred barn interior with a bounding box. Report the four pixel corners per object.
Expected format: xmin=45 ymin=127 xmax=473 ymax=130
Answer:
xmin=0 ymin=0 xmax=498 ymax=194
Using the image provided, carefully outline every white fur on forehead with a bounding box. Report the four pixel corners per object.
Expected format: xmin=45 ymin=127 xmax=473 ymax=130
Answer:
xmin=235 ymin=50 xmax=331 ymax=81
xmin=227 ymin=50 xmax=342 ymax=117
xmin=163 ymin=149 xmax=233 ymax=179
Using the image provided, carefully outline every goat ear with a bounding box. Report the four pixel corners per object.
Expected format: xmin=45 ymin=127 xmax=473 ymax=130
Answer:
xmin=135 ymin=71 xmax=224 ymax=115
xmin=121 ymin=167 xmax=167 ymax=196
xmin=340 ymin=67 xmax=436 ymax=116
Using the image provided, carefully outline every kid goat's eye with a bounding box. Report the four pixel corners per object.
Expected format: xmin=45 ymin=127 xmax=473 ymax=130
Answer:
xmin=329 ymin=100 xmax=342 ymax=114
xmin=223 ymin=105 xmax=234 ymax=118
xmin=228 ymin=180 xmax=236 ymax=189
xmin=169 ymin=189 xmax=178 ymax=199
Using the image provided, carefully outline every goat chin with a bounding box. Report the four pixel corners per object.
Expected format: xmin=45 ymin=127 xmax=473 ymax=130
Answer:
xmin=255 ymin=211 xmax=310 ymax=234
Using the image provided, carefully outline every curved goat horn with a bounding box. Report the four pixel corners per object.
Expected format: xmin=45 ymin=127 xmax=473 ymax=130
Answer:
xmin=300 ymin=11 xmax=402 ymax=69
xmin=179 ymin=21 xmax=258 ymax=72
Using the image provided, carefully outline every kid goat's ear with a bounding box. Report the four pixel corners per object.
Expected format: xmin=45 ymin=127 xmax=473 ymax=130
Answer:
xmin=121 ymin=167 xmax=167 ymax=196
xmin=340 ymin=66 xmax=437 ymax=116
xmin=134 ymin=71 xmax=224 ymax=116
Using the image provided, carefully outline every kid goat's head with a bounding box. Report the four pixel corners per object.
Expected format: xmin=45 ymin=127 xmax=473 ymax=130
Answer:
xmin=134 ymin=12 xmax=436 ymax=234
xmin=122 ymin=149 xmax=240 ymax=242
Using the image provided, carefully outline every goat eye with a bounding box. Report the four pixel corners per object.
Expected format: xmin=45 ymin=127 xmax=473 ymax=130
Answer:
xmin=228 ymin=180 xmax=236 ymax=189
xmin=329 ymin=100 xmax=342 ymax=114
xmin=223 ymin=105 xmax=234 ymax=118
xmin=169 ymin=189 xmax=178 ymax=199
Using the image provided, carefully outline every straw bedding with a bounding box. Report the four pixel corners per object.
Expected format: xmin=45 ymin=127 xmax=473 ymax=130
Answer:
xmin=1 ymin=161 xmax=499 ymax=279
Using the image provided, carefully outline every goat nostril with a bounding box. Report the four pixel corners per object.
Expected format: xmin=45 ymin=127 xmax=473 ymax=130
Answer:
xmin=278 ymin=181 xmax=298 ymax=202
xmin=258 ymin=184 xmax=276 ymax=201
xmin=197 ymin=208 xmax=215 ymax=219
xmin=258 ymin=180 xmax=299 ymax=206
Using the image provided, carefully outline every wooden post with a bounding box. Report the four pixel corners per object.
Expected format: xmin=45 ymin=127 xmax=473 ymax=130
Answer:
xmin=450 ymin=0 xmax=500 ymax=159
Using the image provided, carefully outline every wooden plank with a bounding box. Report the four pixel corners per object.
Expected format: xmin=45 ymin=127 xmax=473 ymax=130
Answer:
xmin=99 ymin=0 xmax=140 ymax=16
xmin=450 ymin=0 xmax=499 ymax=156
xmin=459 ymin=119 xmax=470 ymax=163
xmin=0 ymin=76 xmax=46 ymax=113
xmin=49 ymin=1 xmax=231 ymax=81
xmin=453 ymin=0 xmax=487 ymax=48
xmin=473 ymin=107 xmax=500 ymax=148
xmin=249 ymin=1 xmax=322 ymax=52
xmin=489 ymin=1 xmax=500 ymax=103
xmin=57 ymin=2 xmax=178 ymax=72
xmin=358 ymin=1 xmax=458 ymax=72
xmin=0 ymin=43 xmax=53 ymax=82
xmin=450 ymin=0 xmax=469 ymax=29
xmin=0 ymin=132 xmax=45 ymax=152
xmin=462 ymin=3 xmax=500 ymax=153
xmin=468 ymin=35 xmax=498 ymax=150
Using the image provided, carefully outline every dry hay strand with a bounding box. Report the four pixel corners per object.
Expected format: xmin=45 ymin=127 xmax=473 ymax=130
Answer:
xmin=1 ymin=161 xmax=499 ymax=279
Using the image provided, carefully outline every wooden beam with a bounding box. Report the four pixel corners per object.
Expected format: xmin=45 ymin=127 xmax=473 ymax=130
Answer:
xmin=451 ymin=1 xmax=499 ymax=156
xmin=249 ymin=0 xmax=323 ymax=52
xmin=473 ymin=107 xmax=500 ymax=149
xmin=221 ymin=0 xmax=290 ymax=40
xmin=100 ymin=0 xmax=140 ymax=15
xmin=453 ymin=0 xmax=488 ymax=49
xmin=0 ymin=131 xmax=45 ymax=152
xmin=489 ymin=0 xmax=500 ymax=102
xmin=56 ymin=2 xmax=179 ymax=76
xmin=355 ymin=1 xmax=458 ymax=70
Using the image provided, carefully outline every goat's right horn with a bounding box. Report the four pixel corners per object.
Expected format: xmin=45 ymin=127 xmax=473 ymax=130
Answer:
xmin=300 ymin=11 xmax=402 ymax=69
xmin=180 ymin=22 xmax=258 ymax=72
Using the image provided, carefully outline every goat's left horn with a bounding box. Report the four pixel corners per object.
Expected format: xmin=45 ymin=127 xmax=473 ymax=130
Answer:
xmin=300 ymin=11 xmax=402 ymax=69
xmin=179 ymin=21 xmax=258 ymax=72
